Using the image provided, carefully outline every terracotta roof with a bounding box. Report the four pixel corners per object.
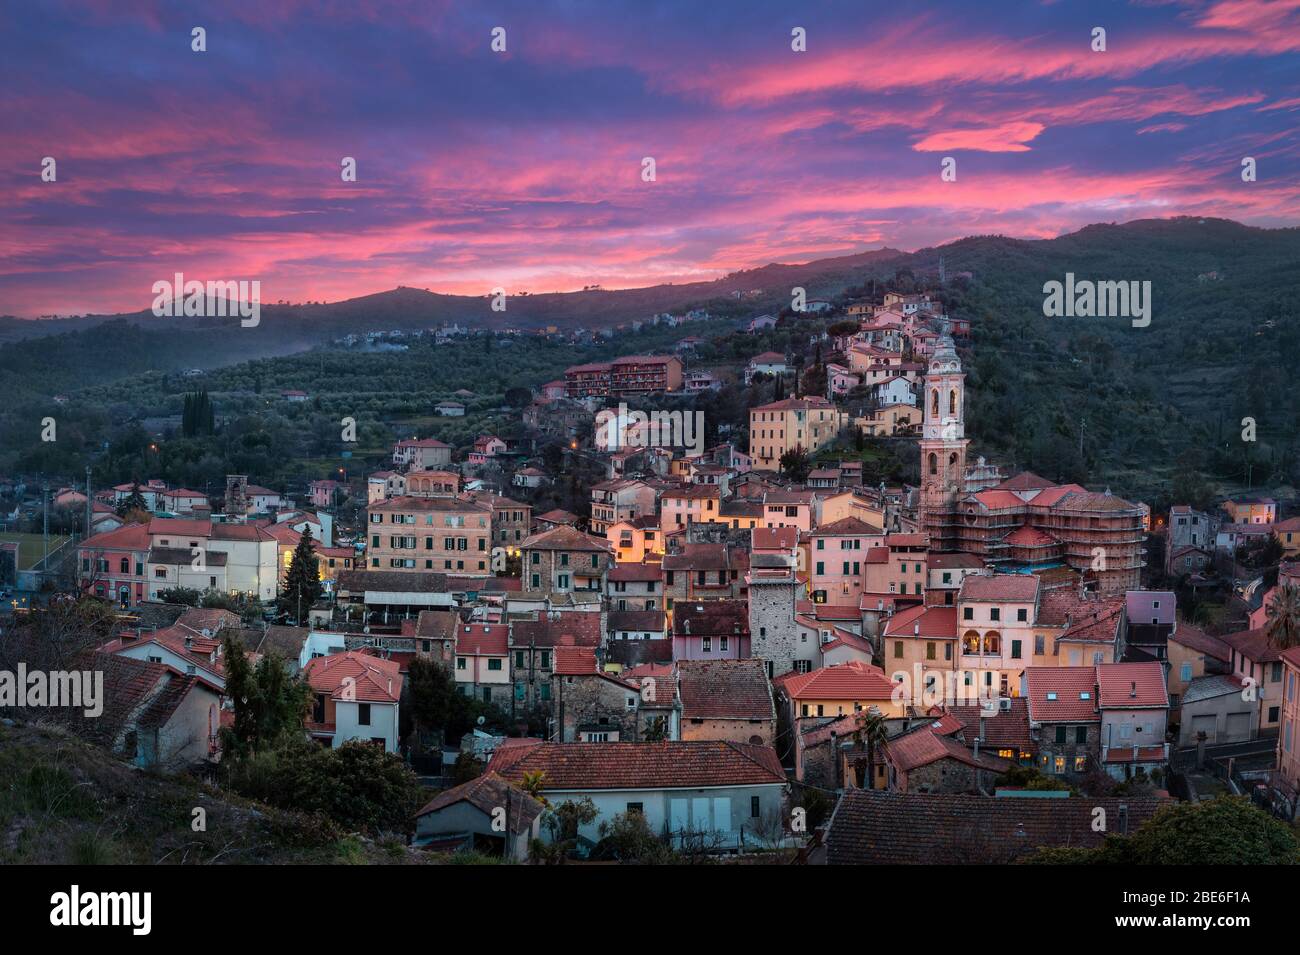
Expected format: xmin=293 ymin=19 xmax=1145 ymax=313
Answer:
xmin=510 ymin=611 xmax=603 ymax=648
xmin=675 ymin=659 xmax=773 ymax=721
xmin=994 ymin=471 xmax=1055 ymax=491
xmin=662 ymin=543 xmax=748 ymax=572
xmin=456 ymin=624 xmax=509 ymax=656
xmin=1025 ymin=667 xmax=1100 ymax=723
xmin=752 ymin=526 xmax=799 ymax=550
xmin=1002 ymin=525 xmax=1057 ymax=547
xmin=521 ymin=525 xmax=613 ymax=552
xmin=959 ymin=574 xmax=1040 ymax=602
xmin=825 ymin=791 xmax=1168 ymax=865
xmin=1097 ymin=662 xmax=1168 ymax=709
xmin=1168 ymin=622 xmax=1231 ymax=662
xmin=607 ymin=563 xmax=664 ymax=582
xmin=304 ymin=651 xmax=402 ymax=703
xmin=1221 ymin=626 xmax=1282 ymax=663
xmin=487 ymin=741 xmax=786 ymax=791
xmin=414 ymin=772 xmax=545 ymax=833
xmin=673 ymin=600 xmax=749 ymax=638
xmin=552 ymin=645 xmax=599 ymax=675
xmin=607 ymin=610 xmax=666 ymax=633
xmin=80 ymin=522 xmax=151 ymax=551
xmin=882 ymin=604 xmax=958 ymax=640
xmin=885 ymin=724 xmax=1012 ymax=775
xmin=811 ymin=517 xmax=883 ymax=537
xmin=780 ymin=661 xmax=896 ymax=702
xmin=947 ymin=699 xmax=1033 ymax=751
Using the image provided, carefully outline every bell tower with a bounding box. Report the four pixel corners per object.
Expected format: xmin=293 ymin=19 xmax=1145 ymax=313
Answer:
xmin=919 ymin=333 xmax=968 ymax=549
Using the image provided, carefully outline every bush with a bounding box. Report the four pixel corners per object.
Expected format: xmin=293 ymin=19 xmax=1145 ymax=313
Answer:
xmin=226 ymin=741 xmax=423 ymax=835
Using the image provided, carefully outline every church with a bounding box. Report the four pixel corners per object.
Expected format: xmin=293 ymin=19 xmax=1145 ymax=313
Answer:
xmin=918 ymin=333 xmax=1145 ymax=594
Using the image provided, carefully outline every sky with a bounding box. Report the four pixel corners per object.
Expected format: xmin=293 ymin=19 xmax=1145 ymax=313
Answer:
xmin=1 ymin=0 xmax=1298 ymax=317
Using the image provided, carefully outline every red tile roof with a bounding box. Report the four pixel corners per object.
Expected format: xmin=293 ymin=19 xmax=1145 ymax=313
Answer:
xmin=1025 ymin=667 xmax=1099 ymax=723
xmin=552 ymin=645 xmax=599 ymax=675
xmin=1221 ymin=626 xmax=1282 ymax=664
xmin=959 ymin=574 xmax=1040 ymax=602
xmin=675 ymin=659 xmax=774 ymax=721
xmin=456 ymin=624 xmax=509 ymax=656
xmin=826 ymin=791 xmax=1168 ymax=865
xmin=304 ymin=651 xmax=403 ymax=703
xmin=1096 ymin=662 xmax=1169 ymax=708
xmin=520 ymin=525 xmax=613 ymax=552
xmin=487 ymin=741 xmax=786 ymax=791
xmin=885 ymin=724 xmax=1012 ymax=775
xmin=779 ymin=661 xmax=896 ymax=702
xmin=883 ymin=603 xmax=958 ymax=640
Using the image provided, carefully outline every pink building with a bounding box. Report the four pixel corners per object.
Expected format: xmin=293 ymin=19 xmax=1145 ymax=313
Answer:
xmin=77 ymin=523 xmax=151 ymax=606
xmin=809 ymin=517 xmax=887 ymax=607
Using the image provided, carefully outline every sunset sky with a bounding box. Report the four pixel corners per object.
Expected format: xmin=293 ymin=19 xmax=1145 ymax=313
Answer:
xmin=2 ymin=0 xmax=1298 ymax=317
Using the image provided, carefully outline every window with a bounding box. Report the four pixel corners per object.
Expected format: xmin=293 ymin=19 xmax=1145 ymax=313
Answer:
xmin=1075 ymin=725 xmax=1087 ymax=744
xmin=751 ymin=796 xmax=761 ymax=818
xmin=893 ymin=640 xmax=903 ymax=658
xmin=488 ymin=659 xmax=502 ymax=671
xmin=963 ymin=607 xmax=973 ymax=621
xmin=1180 ymin=662 xmax=1193 ymax=682
xmin=627 ymin=802 xmax=644 ymax=815
xmin=1016 ymin=608 xmax=1027 ymax=622
xmin=456 ymin=658 xmax=466 ymax=670
xmin=989 ymin=608 xmax=1000 ymax=622
xmin=358 ymin=703 xmax=371 ymax=726
xmin=1011 ymin=639 xmax=1021 ymax=660
xmin=1055 ymin=725 xmax=1067 ymax=745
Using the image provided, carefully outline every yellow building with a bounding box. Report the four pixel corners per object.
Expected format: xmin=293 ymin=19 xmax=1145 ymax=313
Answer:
xmin=855 ymin=402 xmax=918 ymax=437
xmin=748 ymin=397 xmax=847 ymax=471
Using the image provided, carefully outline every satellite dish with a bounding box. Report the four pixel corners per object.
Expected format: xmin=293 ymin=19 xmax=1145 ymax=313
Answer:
xmin=476 ymin=715 xmax=486 ymax=726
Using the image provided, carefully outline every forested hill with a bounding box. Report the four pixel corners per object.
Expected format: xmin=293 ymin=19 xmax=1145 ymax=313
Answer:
xmin=930 ymin=218 xmax=1300 ymax=504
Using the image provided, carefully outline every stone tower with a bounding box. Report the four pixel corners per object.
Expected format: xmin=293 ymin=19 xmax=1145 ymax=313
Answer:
xmin=919 ymin=333 xmax=968 ymax=549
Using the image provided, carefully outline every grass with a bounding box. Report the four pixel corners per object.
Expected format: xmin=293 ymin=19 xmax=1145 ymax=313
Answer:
xmin=0 ymin=532 xmax=71 ymax=570
xmin=0 ymin=722 xmax=443 ymax=865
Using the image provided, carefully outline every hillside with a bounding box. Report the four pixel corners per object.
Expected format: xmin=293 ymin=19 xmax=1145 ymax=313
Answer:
xmin=0 ymin=721 xmax=442 ymax=865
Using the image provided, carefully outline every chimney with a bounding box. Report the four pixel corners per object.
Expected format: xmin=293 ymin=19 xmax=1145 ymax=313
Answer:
xmin=913 ymin=622 xmax=919 ymax=635
xmin=1129 ymin=681 xmax=1137 ymax=698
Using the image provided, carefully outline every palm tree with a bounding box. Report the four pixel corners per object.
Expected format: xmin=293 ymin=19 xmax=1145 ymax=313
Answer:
xmin=851 ymin=710 xmax=889 ymax=790
xmin=519 ymin=770 xmax=550 ymax=806
xmin=1265 ymin=583 xmax=1300 ymax=651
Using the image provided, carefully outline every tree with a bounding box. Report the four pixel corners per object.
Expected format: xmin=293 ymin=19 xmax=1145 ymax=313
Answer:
xmin=1265 ymin=583 xmax=1300 ymax=651
xmin=851 ymin=711 xmax=888 ymax=789
xmin=779 ymin=446 xmax=812 ymax=482
xmin=1023 ymin=796 xmax=1299 ymax=865
xmin=277 ymin=526 xmax=322 ymax=622
xmin=116 ymin=483 xmax=147 ymax=518
xmin=219 ymin=635 xmax=313 ymax=758
xmin=157 ymin=586 xmax=201 ymax=606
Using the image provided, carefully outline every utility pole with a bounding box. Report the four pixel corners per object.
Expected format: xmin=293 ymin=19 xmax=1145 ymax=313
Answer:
xmin=84 ymin=465 xmax=92 ymax=539
xmin=1079 ymin=418 xmax=1086 ymax=458
xmin=41 ymin=480 xmax=49 ymax=577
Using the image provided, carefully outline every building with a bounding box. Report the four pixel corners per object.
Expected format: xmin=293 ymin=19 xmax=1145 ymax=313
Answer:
xmin=303 ymin=651 xmax=403 ymax=752
xmin=675 ymin=659 xmax=776 ymax=745
xmin=823 ymin=790 xmax=1167 ymax=865
xmin=1177 ymin=675 xmax=1257 ymax=747
xmin=1223 ymin=496 xmax=1276 ymax=525
xmin=413 ymin=773 xmax=544 ymax=860
xmin=366 ymin=496 xmax=493 ymax=576
xmin=748 ymin=397 xmax=847 ymax=471
xmin=550 ymin=646 xmax=642 ymax=742
xmin=520 ymin=525 xmax=613 ymax=595
xmin=744 ymin=351 xmax=789 ymax=384
xmin=453 ymin=623 xmax=511 ymax=706
xmin=393 ymin=437 xmax=453 ymax=470
xmin=1276 ymin=647 xmax=1300 ymax=818
xmin=77 ymin=523 xmax=151 ymax=607
xmin=486 ymin=740 xmax=787 ymax=852
xmin=589 ymin=479 xmax=656 ymax=535
xmin=672 ymin=600 xmax=750 ymax=661
xmin=562 ymin=355 xmax=683 ymax=397
xmin=1221 ymin=625 xmax=1286 ymax=736
xmin=808 ymin=517 xmax=886 ymax=607
xmin=607 ymin=562 xmax=664 ymax=611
